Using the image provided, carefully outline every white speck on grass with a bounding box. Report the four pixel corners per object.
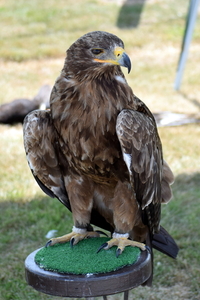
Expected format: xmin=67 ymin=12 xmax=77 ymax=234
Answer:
xmin=45 ymin=230 xmax=58 ymax=239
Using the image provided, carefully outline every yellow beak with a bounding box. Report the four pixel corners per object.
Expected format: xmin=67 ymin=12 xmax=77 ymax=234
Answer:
xmin=94 ymin=47 xmax=131 ymax=73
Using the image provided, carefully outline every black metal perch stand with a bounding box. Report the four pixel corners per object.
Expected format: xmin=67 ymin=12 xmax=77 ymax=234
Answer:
xmin=25 ymin=248 xmax=151 ymax=299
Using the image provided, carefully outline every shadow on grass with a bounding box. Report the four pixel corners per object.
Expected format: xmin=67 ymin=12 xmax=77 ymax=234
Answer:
xmin=161 ymin=171 xmax=200 ymax=241
xmin=0 ymin=172 xmax=199 ymax=299
xmin=154 ymin=172 xmax=200 ymax=295
xmin=117 ymin=0 xmax=146 ymax=28
xmin=0 ymin=196 xmax=72 ymax=299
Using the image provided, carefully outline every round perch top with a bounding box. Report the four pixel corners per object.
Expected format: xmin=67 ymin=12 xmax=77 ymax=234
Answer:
xmin=25 ymin=238 xmax=152 ymax=297
xmin=35 ymin=237 xmax=141 ymax=274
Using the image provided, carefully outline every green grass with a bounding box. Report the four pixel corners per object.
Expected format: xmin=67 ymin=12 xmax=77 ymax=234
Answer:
xmin=35 ymin=237 xmax=140 ymax=274
xmin=0 ymin=196 xmax=72 ymax=300
xmin=0 ymin=0 xmax=189 ymax=61
xmin=0 ymin=0 xmax=200 ymax=299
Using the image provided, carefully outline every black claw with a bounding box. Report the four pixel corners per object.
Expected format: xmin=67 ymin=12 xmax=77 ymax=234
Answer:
xmin=95 ymin=230 xmax=108 ymax=237
xmin=116 ymin=248 xmax=122 ymax=258
xmin=70 ymin=237 xmax=75 ymax=248
xmin=145 ymin=246 xmax=151 ymax=253
xmin=97 ymin=242 xmax=108 ymax=253
xmin=45 ymin=240 xmax=52 ymax=248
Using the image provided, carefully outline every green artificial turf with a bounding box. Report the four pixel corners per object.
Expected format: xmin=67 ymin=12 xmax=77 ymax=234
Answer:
xmin=35 ymin=237 xmax=141 ymax=275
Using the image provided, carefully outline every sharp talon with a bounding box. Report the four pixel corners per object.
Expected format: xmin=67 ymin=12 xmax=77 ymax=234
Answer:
xmin=116 ymin=248 xmax=122 ymax=258
xmin=95 ymin=230 xmax=108 ymax=237
xmin=97 ymin=242 xmax=108 ymax=253
xmin=145 ymin=246 xmax=151 ymax=253
xmin=45 ymin=240 xmax=52 ymax=248
xmin=70 ymin=237 xmax=75 ymax=248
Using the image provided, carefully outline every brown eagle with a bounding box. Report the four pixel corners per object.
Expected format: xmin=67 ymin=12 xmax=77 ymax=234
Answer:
xmin=23 ymin=31 xmax=178 ymax=282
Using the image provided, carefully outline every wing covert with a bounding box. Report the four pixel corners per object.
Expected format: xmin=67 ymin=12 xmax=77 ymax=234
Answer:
xmin=23 ymin=110 xmax=70 ymax=209
xmin=116 ymin=109 xmax=164 ymax=233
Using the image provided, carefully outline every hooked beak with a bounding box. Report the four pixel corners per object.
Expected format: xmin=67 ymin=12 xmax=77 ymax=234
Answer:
xmin=94 ymin=47 xmax=131 ymax=73
xmin=116 ymin=50 xmax=131 ymax=74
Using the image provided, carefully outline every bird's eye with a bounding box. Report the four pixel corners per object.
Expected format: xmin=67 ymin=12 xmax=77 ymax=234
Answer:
xmin=91 ymin=49 xmax=104 ymax=55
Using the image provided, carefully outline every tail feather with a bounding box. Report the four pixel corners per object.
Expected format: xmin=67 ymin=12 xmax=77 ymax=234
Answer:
xmin=152 ymin=226 xmax=179 ymax=259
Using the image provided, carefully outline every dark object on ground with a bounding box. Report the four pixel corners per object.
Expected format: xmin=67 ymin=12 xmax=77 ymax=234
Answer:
xmin=0 ymin=85 xmax=51 ymax=124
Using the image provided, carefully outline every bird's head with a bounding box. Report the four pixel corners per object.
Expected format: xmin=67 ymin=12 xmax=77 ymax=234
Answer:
xmin=65 ymin=31 xmax=131 ymax=78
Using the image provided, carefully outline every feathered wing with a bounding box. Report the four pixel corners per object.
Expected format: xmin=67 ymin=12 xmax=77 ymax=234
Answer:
xmin=116 ymin=107 xmax=178 ymax=259
xmin=23 ymin=110 xmax=70 ymax=210
xmin=116 ymin=108 xmax=163 ymax=234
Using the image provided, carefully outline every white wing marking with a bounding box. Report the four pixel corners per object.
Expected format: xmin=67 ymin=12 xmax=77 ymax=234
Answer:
xmin=123 ymin=153 xmax=132 ymax=174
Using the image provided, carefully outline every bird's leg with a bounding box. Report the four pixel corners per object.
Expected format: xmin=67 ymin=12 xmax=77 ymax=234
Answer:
xmin=46 ymin=226 xmax=100 ymax=247
xmin=97 ymin=181 xmax=147 ymax=256
xmin=45 ymin=175 xmax=101 ymax=248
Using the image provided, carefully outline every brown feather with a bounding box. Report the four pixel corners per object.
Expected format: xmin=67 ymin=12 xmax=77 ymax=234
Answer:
xmin=23 ymin=31 xmax=178 ymax=264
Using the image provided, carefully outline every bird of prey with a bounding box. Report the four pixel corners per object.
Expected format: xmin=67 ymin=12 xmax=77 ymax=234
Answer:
xmin=23 ymin=31 xmax=178 ymax=282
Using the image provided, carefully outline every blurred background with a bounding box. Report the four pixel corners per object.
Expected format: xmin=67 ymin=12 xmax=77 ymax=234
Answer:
xmin=0 ymin=0 xmax=200 ymax=299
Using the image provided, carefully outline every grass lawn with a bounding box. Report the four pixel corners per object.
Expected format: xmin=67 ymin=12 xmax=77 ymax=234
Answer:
xmin=0 ymin=0 xmax=200 ymax=299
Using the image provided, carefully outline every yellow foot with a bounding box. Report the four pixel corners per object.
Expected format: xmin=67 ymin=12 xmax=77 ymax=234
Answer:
xmin=45 ymin=226 xmax=101 ymax=247
xmin=97 ymin=232 xmax=147 ymax=257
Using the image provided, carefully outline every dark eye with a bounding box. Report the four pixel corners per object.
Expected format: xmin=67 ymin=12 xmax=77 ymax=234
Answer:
xmin=91 ymin=49 xmax=104 ymax=55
